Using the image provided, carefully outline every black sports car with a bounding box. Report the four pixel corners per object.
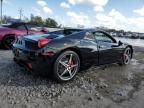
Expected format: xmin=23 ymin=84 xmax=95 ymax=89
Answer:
xmin=12 ymin=29 xmax=133 ymax=82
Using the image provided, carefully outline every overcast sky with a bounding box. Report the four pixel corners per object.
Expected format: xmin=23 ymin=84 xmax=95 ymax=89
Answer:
xmin=2 ymin=0 xmax=144 ymax=32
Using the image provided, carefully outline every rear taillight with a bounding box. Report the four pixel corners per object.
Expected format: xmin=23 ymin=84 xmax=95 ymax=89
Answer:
xmin=38 ymin=39 xmax=51 ymax=48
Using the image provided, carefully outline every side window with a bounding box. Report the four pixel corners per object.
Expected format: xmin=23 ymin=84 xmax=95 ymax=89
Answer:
xmin=64 ymin=30 xmax=73 ymax=35
xmin=63 ymin=30 xmax=81 ymax=35
xmin=84 ymin=32 xmax=95 ymax=40
xmin=94 ymin=32 xmax=114 ymax=43
xmin=26 ymin=24 xmax=38 ymax=31
xmin=16 ymin=25 xmax=26 ymax=30
xmin=49 ymin=30 xmax=64 ymax=35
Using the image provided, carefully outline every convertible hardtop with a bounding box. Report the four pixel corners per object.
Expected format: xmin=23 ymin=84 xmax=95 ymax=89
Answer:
xmin=48 ymin=28 xmax=85 ymax=36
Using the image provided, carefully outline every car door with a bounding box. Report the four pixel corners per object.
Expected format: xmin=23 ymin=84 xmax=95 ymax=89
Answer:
xmin=93 ymin=31 xmax=120 ymax=65
xmin=79 ymin=32 xmax=99 ymax=66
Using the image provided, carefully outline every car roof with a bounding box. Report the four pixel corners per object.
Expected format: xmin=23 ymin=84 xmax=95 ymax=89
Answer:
xmin=62 ymin=28 xmax=111 ymax=39
xmin=49 ymin=28 xmax=107 ymax=35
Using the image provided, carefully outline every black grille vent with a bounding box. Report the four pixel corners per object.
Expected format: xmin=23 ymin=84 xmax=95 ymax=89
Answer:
xmin=25 ymin=40 xmax=38 ymax=50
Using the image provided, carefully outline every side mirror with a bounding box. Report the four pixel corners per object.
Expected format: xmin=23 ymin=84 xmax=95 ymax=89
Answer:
xmin=118 ymin=40 xmax=123 ymax=46
xmin=112 ymin=41 xmax=123 ymax=47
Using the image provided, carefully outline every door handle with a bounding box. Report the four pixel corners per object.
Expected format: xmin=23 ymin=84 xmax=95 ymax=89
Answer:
xmin=112 ymin=44 xmax=119 ymax=47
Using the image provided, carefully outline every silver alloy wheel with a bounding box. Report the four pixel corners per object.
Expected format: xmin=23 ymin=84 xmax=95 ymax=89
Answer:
xmin=56 ymin=53 xmax=79 ymax=81
xmin=123 ymin=48 xmax=131 ymax=64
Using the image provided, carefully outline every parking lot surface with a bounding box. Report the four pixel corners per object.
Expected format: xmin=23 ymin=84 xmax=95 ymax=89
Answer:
xmin=0 ymin=47 xmax=144 ymax=108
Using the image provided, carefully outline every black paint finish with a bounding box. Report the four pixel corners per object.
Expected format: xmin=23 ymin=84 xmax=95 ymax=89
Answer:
xmin=12 ymin=29 xmax=133 ymax=75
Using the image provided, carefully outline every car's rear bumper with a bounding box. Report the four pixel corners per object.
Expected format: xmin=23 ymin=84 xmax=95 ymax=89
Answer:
xmin=12 ymin=47 xmax=53 ymax=75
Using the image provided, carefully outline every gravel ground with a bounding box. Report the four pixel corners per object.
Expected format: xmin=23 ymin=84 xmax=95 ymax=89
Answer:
xmin=0 ymin=47 xmax=144 ymax=108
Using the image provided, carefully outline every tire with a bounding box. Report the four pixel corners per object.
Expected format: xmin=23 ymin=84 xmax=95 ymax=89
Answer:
xmin=53 ymin=51 xmax=80 ymax=82
xmin=2 ymin=35 xmax=15 ymax=49
xmin=119 ymin=47 xmax=132 ymax=65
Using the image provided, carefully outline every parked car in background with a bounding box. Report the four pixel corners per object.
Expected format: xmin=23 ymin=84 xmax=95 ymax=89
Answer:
xmin=139 ymin=33 xmax=144 ymax=39
xmin=131 ymin=33 xmax=139 ymax=39
xmin=0 ymin=22 xmax=48 ymax=49
xmin=12 ymin=29 xmax=133 ymax=82
xmin=110 ymin=32 xmax=117 ymax=37
xmin=140 ymin=36 xmax=144 ymax=39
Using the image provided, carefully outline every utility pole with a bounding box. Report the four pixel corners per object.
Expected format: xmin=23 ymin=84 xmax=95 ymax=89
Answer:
xmin=19 ymin=8 xmax=23 ymax=20
xmin=0 ymin=0 xmax=3 ymax=23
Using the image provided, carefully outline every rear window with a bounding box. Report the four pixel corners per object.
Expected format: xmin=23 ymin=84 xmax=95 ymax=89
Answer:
xmin=63 ymin=29 xmax=82 ymax=35
xmin=49 ymin=29 xmax=82 ymax=36
xmin=45 ymin=34 xmax=60 ymax=39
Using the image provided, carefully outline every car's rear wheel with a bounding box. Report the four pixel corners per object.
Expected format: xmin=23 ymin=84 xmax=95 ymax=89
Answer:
xmin=119 ymin=47 xmax=132 ymax=65
xmin=53 ymin=51 xmax=80 ymax=82
xmin=2 ymin=35 xmax=15 ymax=49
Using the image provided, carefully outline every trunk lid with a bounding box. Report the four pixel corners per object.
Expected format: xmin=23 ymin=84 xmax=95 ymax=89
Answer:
xmin=24 ymin=34 xmax=60 ymax=41
xmin=15 ymin=34 xmax=64 ymax=50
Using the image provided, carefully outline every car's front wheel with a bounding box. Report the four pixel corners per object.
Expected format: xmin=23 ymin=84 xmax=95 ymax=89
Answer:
xmin=53 ymin=51 xmax=80 ymax=82
xmin=119 ymin=47 xmax=132 ymax=65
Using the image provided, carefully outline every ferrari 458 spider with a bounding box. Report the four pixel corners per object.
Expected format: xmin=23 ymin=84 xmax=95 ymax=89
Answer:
xmin=12 ymin=29 xmax=133 ymax=82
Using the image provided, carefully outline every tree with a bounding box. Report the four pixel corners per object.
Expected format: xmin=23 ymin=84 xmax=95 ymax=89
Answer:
xmin=29 ymin=15 xmax=58 ymax=27
xmin=30 ymin=16 xmax=44 ymax=26
xmin=44 ymin=18 xmax=58 ymax=27
xmin=2 ymin=15 xmax=11 ymax=23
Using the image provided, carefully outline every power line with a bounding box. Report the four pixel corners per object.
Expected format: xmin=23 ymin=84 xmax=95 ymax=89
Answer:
xmin=0 ymin=0 xmax=3 ymax=23
xmin=19 ymin=8 xmax=23 ymax=20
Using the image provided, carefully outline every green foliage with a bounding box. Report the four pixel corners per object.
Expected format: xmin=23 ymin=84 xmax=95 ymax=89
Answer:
xmin=0 ymin=14 xmax=59 ymax=28
xmin=1 ymin=15 xmax=12 ymax=23
xmin=44 ymin=18 xmax=58 ymax=27
xmin=30 ymin=15 xmax=44 ymax=26
xmin=29 ymin=14 xmax=58 ymax=27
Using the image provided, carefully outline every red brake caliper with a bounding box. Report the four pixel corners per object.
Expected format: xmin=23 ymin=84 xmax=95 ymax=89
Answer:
xmin=69 ymin=59 xmax=74 ymax=70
